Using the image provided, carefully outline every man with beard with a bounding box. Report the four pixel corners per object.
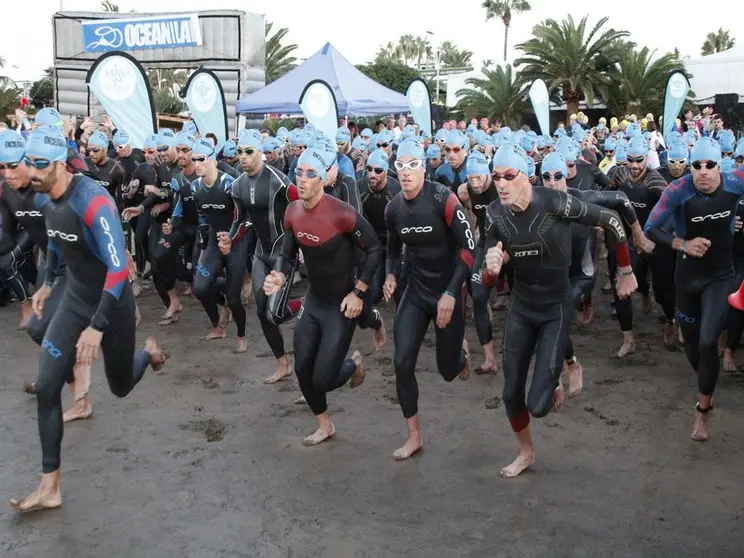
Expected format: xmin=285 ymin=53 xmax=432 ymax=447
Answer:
xmin=113 ymin=129 xmax=145 ymax=185
xmin=10 ymin=125 xmax=166 ymax=513
xmin=434 ymin=131 xmax=468 ymax=193
xmin=85 ymin=131 xmax=125 ymax=209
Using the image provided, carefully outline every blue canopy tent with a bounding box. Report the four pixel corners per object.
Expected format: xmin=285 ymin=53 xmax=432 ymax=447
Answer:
xmin=236 ymin=43 xmax=409 ymax=116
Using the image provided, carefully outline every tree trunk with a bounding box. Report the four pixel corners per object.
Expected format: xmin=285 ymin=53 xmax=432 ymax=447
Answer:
xmin=566 ymin=100 xmax=579 ymax=123
xmin=503 ymin=25 xmax=509 ymax=61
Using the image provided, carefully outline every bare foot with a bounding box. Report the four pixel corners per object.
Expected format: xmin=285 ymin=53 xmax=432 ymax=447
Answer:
xmin=23 ymin=381 xmax=36 ymax=395
xmin=374 ymin=318 xmax=387 ymax=351
xmin=577 ymin=300 xmax=594 ymax=325
xmin=218 ymin=306 xmax=231 ymax=329
xmin=616 ymin=339 xmax=635 ymax=358
xmin=642 ymin=295 xmax=652 ymax=314
xmin=10 ymin=482 xmax=61 ymax=512
xmin=18 ymin=303 xmax=32 ymax=331
xmin=664 ymin=323 xmax=677 ymax=348
xmin=392 ymin=437 xmax=423 ymax=461
xmin=566 ymin=360 xmax=583 ymax=397
xmin=72 ymin=363 xmax=91 ymax=402
xmin=132 ymin=279 xmax=143 ymax=298
xmin=723 ymin=348 xmax=737 ymax=373
xmin=553 ymin=382 xmax=565 ymax=411
xmin=63 ymin=399 xmax=93 ymax=423
xmin=459 ymin=340 xmax=471 ymax=381
xmin=692 ymin=406 xmax=710 ymax=442
xmin=145 ymin=337 xmax=167 ymax=371
xmin=601 ymin=280 xmax=612 ymax=293
xmin=264 ymin=363 xmax=292 ymax=384
xmin=235 ymin=337 xmax=248 ymax=354
xmin=475 ymin=361 xmax=499 ymax=375
xmin=499 ymin=452 xmax=535 ymax=478
xmin=241 ymin=278 xmax=252 ymax=305
xmin=294 ymin=394 xmax=307 ymax=405
xmin=135 ymin=303 xmax=141 ymax=328
xmin=181 ymin=285 xmax=193 ymax=296
xmin=303 ymin=422 xmax=335 ymax=446
xmin=349 ymin=351 xmax=365 ymax=388
xmin=203 ymin=327 xmax=226 ymax=341
xmin=158 ymin=313 xmax=179 ymax=326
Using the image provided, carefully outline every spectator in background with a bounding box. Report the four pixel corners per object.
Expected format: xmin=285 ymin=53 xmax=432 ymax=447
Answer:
xmin=206 ymin=133 xmax=218 ymax=146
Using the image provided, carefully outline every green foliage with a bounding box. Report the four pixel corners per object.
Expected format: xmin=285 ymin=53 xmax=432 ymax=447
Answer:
xmin=0 ymin=79 xmax=22 ymax=124
xmin=101 ymin=0 xmax=119 ymax=11
xmin=265 ymin=22 xmax=298 ymax=84
xmin=263 ymin=118 xmax=296 ymax=135
xmin=701 ymin=28 xmax=735 ymax=56
xmin=153 ymin=89 xmax=185 ymax=114
xmin=356 ymin=62 xmax=422 ymax=94
xmin=453 ymin=65 xmax=527 ymax=127
xmin=30 ymin=75 xmax=54 ymax=107
xmin=482 ymin=0 xmax=532 ymax=60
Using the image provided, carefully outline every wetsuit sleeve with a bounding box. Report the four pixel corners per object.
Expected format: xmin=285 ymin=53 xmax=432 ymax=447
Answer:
xmin=228 ymin=179 xmax=249 ymax=242
xmin=384 ymin=201 xmax=403 ymax=277
xmin=341 ymin=176 xmax=363 ymax=213
xmin=275 ymin=204 xmax=299 ymax=278
xmin=481 ymin=206 xmax=501 ymax=287
xmin=338 ymin=206 xmax=381 ymax=287
xmin=728 ymin=170 xmax=744 ymax=195
xmin=644 ymin=176 xmax=691 ymax=245
xmin=44 ymin=240 xmax=63 ymax=286
xmin=576 ymin=190 xmax=638 ymax=227
xmin=554 ymin=190 xmax=632 ymax=268
xmin=141 ymin=163 xmax=171 ymax=209
xmin=593 ymin=166 xmax=611 ymax=189
xmin=441 ymin=191 xmax=476 ymax=295
xmin=80 ymin=193 xmax=130 ymax=331
xmin=0 ymin=199 xmax=18 ymax=255
xmin=170 ymin=178 xmax=184 ymax=229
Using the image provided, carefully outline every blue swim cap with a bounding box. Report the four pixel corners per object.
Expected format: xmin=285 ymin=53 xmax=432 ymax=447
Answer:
xmin=88 ymin=131 xmax=109 ymax=150
xmin=25 ymin=125 xmax=68 ymax=163
xmin=401 ymin=128 xmax=415 ymax=141
xmin=536 ymin=136 xmax=547 ymax=149
xmin=157 ymin=129 xmax=176 ymax=147
xmin=720 ymin=137 xmax=736 ymax=154
xmin=351 ymin=137 xmax=367 ymax=151
xmin=627 ymin=122 xmax=642 ymax=138
xmin=192 ymin=138 xmax=217 ymax=159
xmin=554 ymin=128 xmax=567 ymax=138
xmin=541 ymin=152 xmax=568 ymax=176
xmin=176 ymin=131 xmax=196 ymax=149
xmin=615 ymin=144 xmax=628 ymax=163
xmin=289 ymin=129 xmax=303 ymax=146
xmin=182 ymin=121 xmax=198 ymax=135
xmin=0 ymin=130 xmax=26 ymax=164
xmin=492 ymin=143 xmax=529 ymax=175
xmin=314 ymin=137 xmax=338 ymax=169
xmin=557 ymin=141 xmax=579 ymax=162
xmin=397 ymin=138 xmax=426 ymax=160
xmin=721 ymin=158 xmax=736 ymax=173
xmin=238 ymin=129 xmax=263 ymax=149
xmin=113 ymin=129 xmax=130 ymax=147
xmin=360 ymin=128 xmax=373 ymax=139
xmin=427 ymin=144 xmax=441 ymax=159
xmin=474 ymin=130 xmax=486 ymax=145
xmin=544 ymin=136 xmax=555 ymax=147
xmin=262 ymin=138 xmax=282 ymax=153
xmin=526 ymin=157 xmax=536 ymax=178
xmin=627 ymin=137 xmax=648 ymax=158
xmin=666 ymin=141 xmax=688 ymax=162
xmin=377 ymin=130 xmax=394 ymax=145
xmin=466 ymin=152 xmax=489 ymax=176
xmin=690 ymin=137 xmax=722 ymax=164
xmin=520 ymin=136 xmax=535 ymax=153
xmin=368 ymin=134 xmax=379 ymax=153
xmin=735 ymin=139 xmax=744 ymax=158
xmin=297 ymin=148 xmax=328 ymax=181
xmin=336 ymin=126 xmax=351 ymax=144
xmin=444 ymin=130 xmax=468 ymax=150
xmin=367 ymin=149 xmax=389 ymax=172
xmin=35 ymin=108 xmax=64 ymax=127
xmin=466 ymin=123 xmax=477 ymax=135
xmin=143 ymin=134 xmax=158 ymax=149
xmin=276 ymin=126 xmax=289 ymax=138
xmin=604 ymin=138 xmax=617 ymax=151
xmin=435 ymin=129 xmax=447 ymax=142
xmin=222 ymin=140 xmax=237 ymax=158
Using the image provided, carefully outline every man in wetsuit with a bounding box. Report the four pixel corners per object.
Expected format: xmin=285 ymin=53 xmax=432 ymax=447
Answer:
xmin=188 ymin=139 xmax=246 ymax=351
xmin=483 ymin=144 xmax=637 ymax=479
xmin=122 ymin=133 xmax=158 ymax=274
xmin=313 ymin=137 xmax=362 ymax=213
xmin=263 ymin=147 xmax=378 ymax=446
xmin=10 ymin=125 xmax=166 ymax=513
xmin=540 ymin=151 xmax=647 ymax=395
xmin=375 ymin=130 xmax=398 ymax=180
xmin=563 ymin=141 xmax=611 ymax=191
xmin=85 ymin=131 xmax=126 ymax=209
xmin=219 ymin=128 xmax=303 ymax=383
xmin=434 ymin=130 xmax=469 ymax=192
xmin=426 ymin=144 xmax=442 ymax=181
xmin=609 ymin=137 xmax=672 ymax=355
xmin=645 ymin=137 xmax=744 ymax=442
xmin=113 ymin=129 xmax=145 ymax=185
xmin=384 ymin=139 xmax=475 ymax=461
xmin=457 ymin=151 xmax=499 ymax=374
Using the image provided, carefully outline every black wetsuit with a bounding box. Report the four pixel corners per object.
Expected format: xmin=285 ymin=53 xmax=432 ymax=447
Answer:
xmin=385 ymin=180 xmax=475 ymax=419
xmin=126 ymin=161 xmax=157 ymax=272
xmin=483 ymin=187 xmax=630 ymax=432
xmin=192 ymin=171 xmax=247 ymax=337
xmin=85 ymin=157 xmax=126 ymax=210
xmin=117 ymin=148 xmax=145 ymax=186
xmin=610 ymin=166 xmax=672 ymax=329
xmin=229 ymin=164 xmax=302 ymax=358
xmin=645 ymin=170 xmax=744 ymax=396
xmin=37 ymin=175 xmax=152 ymax=473
xmin=325 ymin=173 xmax=362 ymax=214
xmin=728 ymin=197 xmax=744 ymax=353
xmin=567 ymin=162 xmax=610 ymax=191
xmin=217 ymin=160 xmax=240 ymax=179
xmin=275 ymin=194 xmax=381 ymax=416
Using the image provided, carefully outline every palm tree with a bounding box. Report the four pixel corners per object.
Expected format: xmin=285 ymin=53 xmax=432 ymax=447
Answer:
xmin=101 ymin=0 xmax=119 ymax=11
xmin=148 ymin=69 xmax=187 ymax=94
xmin=604 ymin=45 xmax=688 ymax=117
xmin=482 ymin=0 xmax=532 ymax=61
xmin=397 ymin=35 xmax=417 ymax=66
xmin=439 ymin=41 xmax=474 ymax=68
xmin=153 ymin=89 xmax=185 ymax=115
xmin=514 ymin=15 xmax=629 ymax=118
xmin=453 ymin=65 xmax=527 ymax=127
xmin=0 ymin=56 xmax=5 ymax=69
xmin=412 ymin=36 xmax=432 ymax=67
xmin=701 ymin=28 xmax=735 ymax=56
xmin=375 ymin=42 xmax=401 ymax=64
xmin=265 ymin=21 xmax=298 ymax=84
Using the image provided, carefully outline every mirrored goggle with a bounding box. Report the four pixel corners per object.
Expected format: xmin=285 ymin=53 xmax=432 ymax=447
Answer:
xmin=237 ymin=148 xmax=257 ymax=155
xmin=191 ymin=156 xmax=209 ymax=163
xmin=295 ymin=168 xmax=320 ymax=179
xmin=366 ymin=166 xmax=386 ymax=175
xmin=691 ymin=160 xmax=717 ymax=170
xmin=0 ymin=161 xmax=23 ymax=171
xmin=627 ymin=156 xmax=646 ymax=163
xmin=24 ymin=157 xmax=54 ymax=170
xmin=492 ymin=170 xmax=521 ymax=181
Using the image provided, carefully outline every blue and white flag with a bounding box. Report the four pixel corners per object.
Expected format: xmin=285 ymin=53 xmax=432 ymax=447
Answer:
xmin=528 ymin=79 xmax=551 ymax=136
xmin=406 ymin=79 xmax=432 ymax=136
xmin=299 ymin=80 xmax=339 ymax=141
xmin=82 ymin=14 xmax=202 ymax=53
xmin=662 ymin=72 xmax=691 ymax=139
xmin=87 ymin=52 xmax=156 ymax=149
xmin=183 ymin=69 xmax=228 ymax=151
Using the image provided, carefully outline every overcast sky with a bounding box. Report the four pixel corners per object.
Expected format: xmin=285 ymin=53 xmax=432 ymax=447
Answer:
xmin=2 ymin=0 xmax=743 ymax=81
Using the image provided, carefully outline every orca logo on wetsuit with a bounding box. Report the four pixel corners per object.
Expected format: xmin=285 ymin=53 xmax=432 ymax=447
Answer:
xmin=42 ymin=338 xmax=62 ymax=359
xmin=296 ymin=231 xmax=320 ymax=242
xmin=201 ymin=204 xmax=226 ymax=209
xmin=630 ymin=201 xmax=646 ymax=208
xmin=97 ymin=181 xmax=110 ymax=188
xmin=457 ymin=208 xmax=476 ymax=250
xmin=676 ymin=310 xmax=696 ymax=324
xmin=401 ymin=226 xmax=433 ymax=234
xmin=48 ymin=230 xmax=78 ymax=242
xmin=474 ymin=204 xmax=489 ymax=210
xmin=513 ymin=249 xmax=539 ymax=257
xmin=15 ymin=210 xmax=42 ymax=217
xmin=99 ymin=217 xmax=121 ymax=267
xmin=691 ymin=211 xmax=731 ymax=222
